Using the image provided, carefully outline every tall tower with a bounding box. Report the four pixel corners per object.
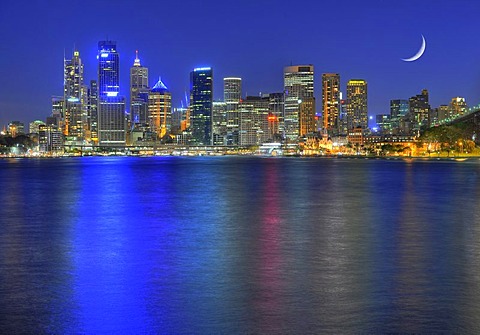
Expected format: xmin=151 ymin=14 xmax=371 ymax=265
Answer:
xmin=284 ymin=65 xmax=315 ymax=139
xmin=346 ymin=79 xmax=368 ymax=130
xmin=97 ymin=40 xmax=126 ymax=146
xmin=64 ymin=50 xmax=85 ymax=139
xmin=224 ymin=77 xmax=242 ymax=145
xmin=148 ymin=77 xmax=172 ymax=139
xmin=190 ymin=67 xmax=213 ymax=145
xmin=130 ymin=50 xmax=149 ymax=126
xmin=322 ymin=73 xmax=340 ymax=133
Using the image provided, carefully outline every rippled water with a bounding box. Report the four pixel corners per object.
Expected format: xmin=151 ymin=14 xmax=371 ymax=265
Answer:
xmin=1 ymin=156 xmax=480 ymax=333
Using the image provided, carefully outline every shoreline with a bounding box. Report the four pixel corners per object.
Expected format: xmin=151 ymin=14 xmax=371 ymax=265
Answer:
xmin=1 ymin=153 xmax=479 ymax=161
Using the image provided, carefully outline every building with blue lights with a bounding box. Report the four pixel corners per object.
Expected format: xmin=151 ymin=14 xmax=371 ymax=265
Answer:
xmin=130 ymin=50 xmax=149 ymax=127
xmin=190 ymin=67 xmax=213 ymax=145
xmin=64 ymin=50 xmax=85 ymax=140
xmin=97 ymin=41 xmax=126 ymax=146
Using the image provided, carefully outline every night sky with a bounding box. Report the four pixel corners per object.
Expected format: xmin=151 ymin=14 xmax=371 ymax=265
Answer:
xmin=1 ymin=0 xmax=480 ymax=128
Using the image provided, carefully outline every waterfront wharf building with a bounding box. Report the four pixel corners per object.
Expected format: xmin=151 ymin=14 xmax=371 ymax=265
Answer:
xmin=190 ymin=67 xmax=213 ymax=145
xmin=284 ymin=65 xmax=315 ymax=140
xmin=97 ymin=41 xmax=126 ymax=146
xmin=346 ymin=79 xmax=368 ymax=130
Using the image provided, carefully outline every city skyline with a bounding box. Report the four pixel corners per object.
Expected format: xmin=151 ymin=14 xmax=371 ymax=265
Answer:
xmin=1 ymin=0 xmax=480 ymax=128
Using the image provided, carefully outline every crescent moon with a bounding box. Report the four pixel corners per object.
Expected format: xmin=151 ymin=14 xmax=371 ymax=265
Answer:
xmin=402 ymin=35 xmax=426 ymax=62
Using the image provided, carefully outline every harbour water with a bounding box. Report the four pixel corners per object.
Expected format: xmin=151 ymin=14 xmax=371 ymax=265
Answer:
xmin=1 ymin=156 xmax=480 ymax=333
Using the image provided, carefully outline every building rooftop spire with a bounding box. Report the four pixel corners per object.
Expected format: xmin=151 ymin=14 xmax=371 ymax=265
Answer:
xmin=152 ymin=76 xmax=168 ymax=92
xmin=133 ymin=50 xmax=141 ymax=67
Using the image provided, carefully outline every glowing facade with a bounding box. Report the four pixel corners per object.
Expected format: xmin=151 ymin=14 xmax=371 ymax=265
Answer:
xmin=284 ymin=65 xmax=315 ymax=139
xmin=322 ymin=73 xmax=340 ymax=132
xmin=64 ymin=50 xmax=85 ymax=139
xmin=97 ymin=41 xmax=126 ymax=146
xmin=224 ymin=77 xmax=242 ymax=145
xmin=148 ymin=77 xmax=172 ymax=139
xmin=346 ymin=79 xmax=368 ymax=129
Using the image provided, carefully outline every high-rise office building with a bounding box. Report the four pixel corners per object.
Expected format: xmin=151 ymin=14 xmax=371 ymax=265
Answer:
xmin=284 ymin=65 xmax=315 ymax=139
xmin=390 ymin=99 xmax=409 ymax=119
xmin=239 ymin=95 xmax=270 ymax=146
xmin=97 ymin=41 xmax=126 ymax=146
xmin=212 ymin=101 xmax=227 ymax=145
xmin=130 ymin=50 xmax=149 ymax=126
xmin=190 ymin=67 xmax=213 ymax=145
xmin=322 ymin=73 xmax=340 ymax=133
xmin=224 ymin=77 xmax=242 ymax=145
xmin=148 ymin=77 xmax=172 ymax=139
xmin=64 ymin=50 xmax=85 ymax=139
xmin=87 ymin=80 xmax=98 ymax=143
xmin=409 ymin=89 xmax=430 ymax=131
xmin=346 ymin=79 xmax=368 ymax=129
xmin=268 ymin=92 xmax=285 ymax=141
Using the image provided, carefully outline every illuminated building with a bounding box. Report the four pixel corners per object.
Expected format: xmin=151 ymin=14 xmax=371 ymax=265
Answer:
xmin=97 ymin=41 xmax=126 ymax=146
xmin=148 ymin=77 xmax=172 ymax=139
xmin=130 ymin=50 xmax=149 ymax=126
xmin=448 ymin=97 xmax=467 ymax=119
xmin=322 ymin=73 xmax=340 ymax=133
xmin=346 ymin=79 xmax=368 ymax=130
xmin=224 ymin=77 xmax=242 ymax=145
xmin=435 ymin=105 xmax=449 ymax=124
xmin=268 ymin=92 xmax=285 ymax=141
xmin=390 ymin=99 xmax=409 ymax=118
xmin=376 ymin=114 xmax=391 ymax=134
xmin=87 ymin=80 xmax=98 ymax=143
xmin=64 ymin=50 xmax=85 ymax=139
xmin=409 ymin=89 xmax=430 ymax=132
xmin=239 ymin=95 xmax=269 ymax=146
xmin=284 ymin=65 xmax=315 ymax=139
xmin=190 ymin=67 xmax=213 ymax=145
xmin=39 ymin=124 xmax=64 ymax=153
xmin=212 ymin=101 xmax=227 ymax=145
xmin=29 ymin=120 xmax=45 ymax=135
xmin=8 ymin=121 xmax=24 ymax=137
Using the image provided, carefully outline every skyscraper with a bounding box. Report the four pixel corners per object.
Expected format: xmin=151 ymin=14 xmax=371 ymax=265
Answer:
xmin=322 ymin=73 xmax=340 ymax=133
xmin=268 ymin=92 xmax=285 ymax=141
xmin=239 ymin=95 xmax=270 ymax=146
xmin=284 ymin=65 xmax=315 ymax=139
xmin=224 ymin=77 xmax=242 ymax=145
xmin=148 ymin=77 xmax=172 ymax=139
xmin=130 ymin=50 xmax=149 ymax=126
xmin=190 ymin=67 xmax=213 ymax=145
xmin=97 ymin=41 xmax=126 ymax=146
xmin=212 ymin=101 xmax=227 ymax=145
xmin=64 ymin=50 xmax=85 ymax=139
xmin=346 ymin=79 xmax=368 ymax=130
xmin=87 ymin=80 xmax=98 ymax=143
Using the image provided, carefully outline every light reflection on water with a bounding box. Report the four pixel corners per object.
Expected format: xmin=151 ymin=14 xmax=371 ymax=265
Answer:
xmin=0 ymin=157 xmax=480 ymax=333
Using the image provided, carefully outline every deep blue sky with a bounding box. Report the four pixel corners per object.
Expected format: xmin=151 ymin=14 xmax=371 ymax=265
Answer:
xmin=1 ymin=0 xmax=480 ymax=128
